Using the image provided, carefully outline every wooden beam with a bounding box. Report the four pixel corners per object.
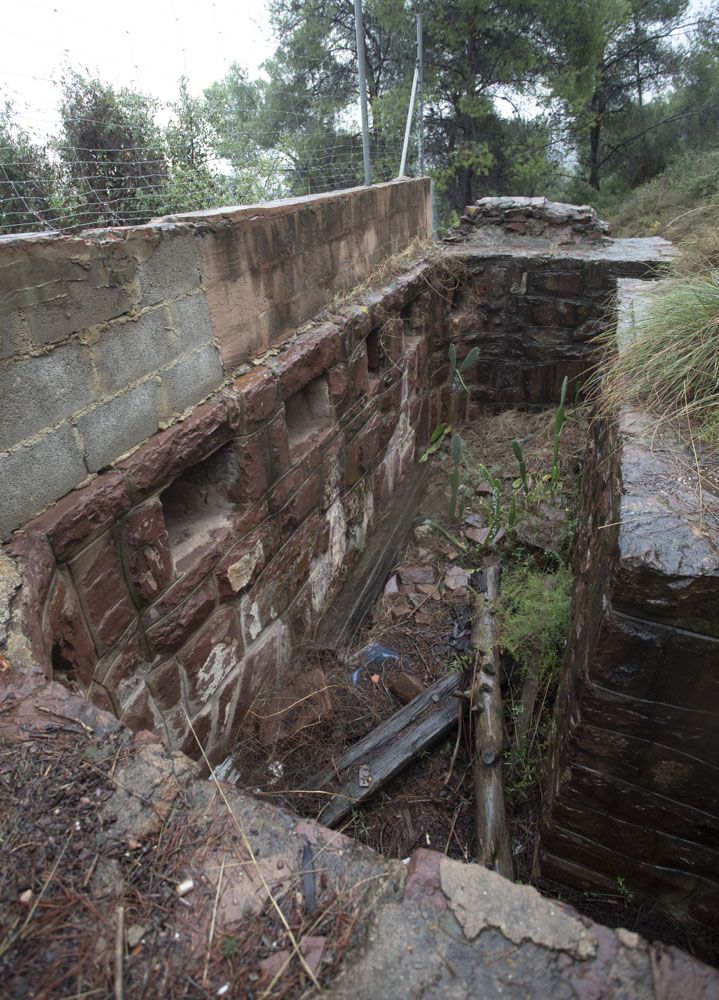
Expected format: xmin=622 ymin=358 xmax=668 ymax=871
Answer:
xmin=472 ymin=563 xmax=514 ymax=880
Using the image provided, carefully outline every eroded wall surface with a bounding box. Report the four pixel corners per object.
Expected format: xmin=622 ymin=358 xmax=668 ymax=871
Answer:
xmin=0 ymin=179 xmax=431 ymax=539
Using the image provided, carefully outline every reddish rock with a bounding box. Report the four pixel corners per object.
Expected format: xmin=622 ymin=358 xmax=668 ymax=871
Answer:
xmin=327 ymin=363 xmax=349 ymax=411
xmin=179 ymin=704 xmax=212 ymax=760
xmin=350 ymin=411 xmax=383 ymax=484
xmin=179 ymin=607 xmax=243 ymax=708
xmin=42 ymin=572 xmax=97 ymax=686
xmin=267 ymin=410 xmax=291 ymax=481
xmin=146 ymin=578 xmax=217 ymax=654
xmin=321 ymin=433 xmax=345 ymax=510
xmin=145 ymin=658 xmax=183 ymax=711
xmin=398 ymin=565 xmax=436 ymax=586
xmin=98 ymin=630 xmax=151 ymax=708
xmin=21 ymin=472 xmax=131 ymax=562
xmin=235 ymin=367 xmax=279 ymax=427
xmin=70 ymin=536 xmax=137 ymax=653
xmin=287 ymin=585 xmax=314 ymax=640
xmin=226 ymin=431 xmax=269 ymax=503
xmin=269 ymin=463 xmax=307 ymax=514
xmin=123 ymin=499 xmax=167 ymax=546
xmin=119 ymin=399 xmax=232 ymax=495
xmin=349 ymin=344 xmax=370 ymax=398
xmin=280 ymin=470 xmax=322 ymax=537
xmin=87 ymin=680 xmax=118 ymax=716
xmin=120 ymin=684 xmax=157 ymax=732
xmin=164 ymin=702 xmax=191 ymax=752
xmin=240 ymin=517 xmax=324 ymax=642
xmin=273 ymin=324 xmax=343 ymax=400
xmin=405 ymin=849 xmax=448 ymax=910
xmin=122 ymin=499 xmax=174 ymax=606
xmin=216 ymin=525 xmax=276 ymax=602
xmin=9 ymin=533 xmax=57 ymax=664
xmin=215 ymin=666 xmax=241 ymax=735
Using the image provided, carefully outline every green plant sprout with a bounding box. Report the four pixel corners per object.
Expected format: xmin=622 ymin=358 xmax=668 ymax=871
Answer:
xmin=448 ymin=432 xmax=463 ymax=519
xmin=419 ymin=422 xmax=451 ymax=462
xmin=448 ymin=342 xmax=480 ymax=424
xmin=551 ymin=376 xmax=569 ymax=493
xmin=512 ymin=438 xmax=529 ymax=496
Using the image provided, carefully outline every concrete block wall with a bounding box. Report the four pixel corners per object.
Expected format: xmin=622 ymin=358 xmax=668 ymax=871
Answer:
xmin=0 ymin=179 xmax=431 ymax=540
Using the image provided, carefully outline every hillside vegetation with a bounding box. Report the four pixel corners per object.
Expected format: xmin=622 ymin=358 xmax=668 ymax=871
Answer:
xmin=610 ymin=148 xmax=719 ymax=240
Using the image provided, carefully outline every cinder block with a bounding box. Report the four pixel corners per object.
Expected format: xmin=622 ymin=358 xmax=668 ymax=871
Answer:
xmin=95 ymin=307 xmax=176 ymax=394
xmin=0 ymin=341 xmax=97 ymax=452
xmin=0 ymin=241 xmax=136 ymax=348
xmin=170 ymin=292 xmax=214 ymax=351
xmin=136 ymin=225 xmax=201 ymax=306
xmin=160 ymin=343 xmax=224 ymax=416
xmin=77 ymin=381 xmax=160 ymax=473
xmin=0 ymin=424 xmax=88 ymax=539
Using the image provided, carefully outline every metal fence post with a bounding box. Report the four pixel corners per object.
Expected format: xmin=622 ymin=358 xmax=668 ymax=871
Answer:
xmin=416 ymin=12 xmax=424 ymax=176
xmin=353 ymin=0 xmax=372 ymax=186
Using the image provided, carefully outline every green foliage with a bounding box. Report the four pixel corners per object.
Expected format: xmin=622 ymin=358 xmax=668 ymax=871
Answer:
xmin=222 ymin=937 xmax=239 ymax=958
xmin=0 ymin=101 xmax=60 ymax=233
xmin=419 ymin=422 xmax=451 ymax=463
xmin=496 ymin=561 xmax=573 ymax=684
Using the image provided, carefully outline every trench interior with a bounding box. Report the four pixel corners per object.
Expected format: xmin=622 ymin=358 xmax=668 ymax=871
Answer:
xmin=34 ymin=244 xmax=716 ymax=961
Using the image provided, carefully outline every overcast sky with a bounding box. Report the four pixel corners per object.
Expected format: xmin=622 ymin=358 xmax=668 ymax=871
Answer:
xmin=2 ymin=0 xmax=275 ymax=133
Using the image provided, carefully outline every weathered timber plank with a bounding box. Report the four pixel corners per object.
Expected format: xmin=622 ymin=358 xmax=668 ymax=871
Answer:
xmin=472 ymin=564 xmax=514 ymax=880
xmin=317 ymin=697 xmax=459 ymax=828
xmin=308 ymin=670 xmax=462 ymax=790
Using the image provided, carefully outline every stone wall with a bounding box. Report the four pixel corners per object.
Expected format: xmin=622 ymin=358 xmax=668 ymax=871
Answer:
xmin=538 ymin=281 xmax=719 ymax=929
xmin=5 ymin=260 xmax=450 ymax=765
xmin=1 ymin=204 xmax=679 ymax=809
xmin=0 ymin=179 xmax=431 ymax=540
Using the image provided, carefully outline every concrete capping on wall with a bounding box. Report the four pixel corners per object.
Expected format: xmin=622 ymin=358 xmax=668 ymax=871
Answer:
xmin=0 ymin=179 xmax=431 ymax=539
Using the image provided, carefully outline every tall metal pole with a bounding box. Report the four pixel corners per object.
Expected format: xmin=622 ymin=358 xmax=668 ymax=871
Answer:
xmin=354 ymin=0 xmax=372 ymax=186
xmin=399 ymin=66 xmax=419 ymax=176
xmin=416 ymin=13 xmax=424 ymax=175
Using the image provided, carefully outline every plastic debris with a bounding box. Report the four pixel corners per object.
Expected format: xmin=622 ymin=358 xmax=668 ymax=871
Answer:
xmin=359 ymin=765 xmax=372 ymax=788
xmin=176 ymin=879 xmax=194 ymax=896
xmin=349 ymin=642 xmax=400 ymax=686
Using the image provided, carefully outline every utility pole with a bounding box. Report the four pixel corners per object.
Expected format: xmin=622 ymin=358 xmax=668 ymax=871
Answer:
xmin=353 ymin=0 xmax=372 ymax=186
xmin=416 ymin=12 xmax=424 ymax=175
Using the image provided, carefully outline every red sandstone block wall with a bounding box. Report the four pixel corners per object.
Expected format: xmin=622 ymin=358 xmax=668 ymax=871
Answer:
xmin=7 ymin=260 xmax=448 ymax=766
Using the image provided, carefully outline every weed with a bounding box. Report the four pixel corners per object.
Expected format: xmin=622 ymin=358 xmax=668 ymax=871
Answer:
xmin=594 ymin=268 xmax=719 ymax=443
xmin=222 ymin=937 xmax=239 ymax=958
xmin=616 ymin=876 xmax=634 ymax=906
xmin=496 ymin=560 xmax=572 ymax=685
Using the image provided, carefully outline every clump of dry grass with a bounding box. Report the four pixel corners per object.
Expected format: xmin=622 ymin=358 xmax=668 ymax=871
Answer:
xmin=595 ymin=233 xmax=719 ymax=445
